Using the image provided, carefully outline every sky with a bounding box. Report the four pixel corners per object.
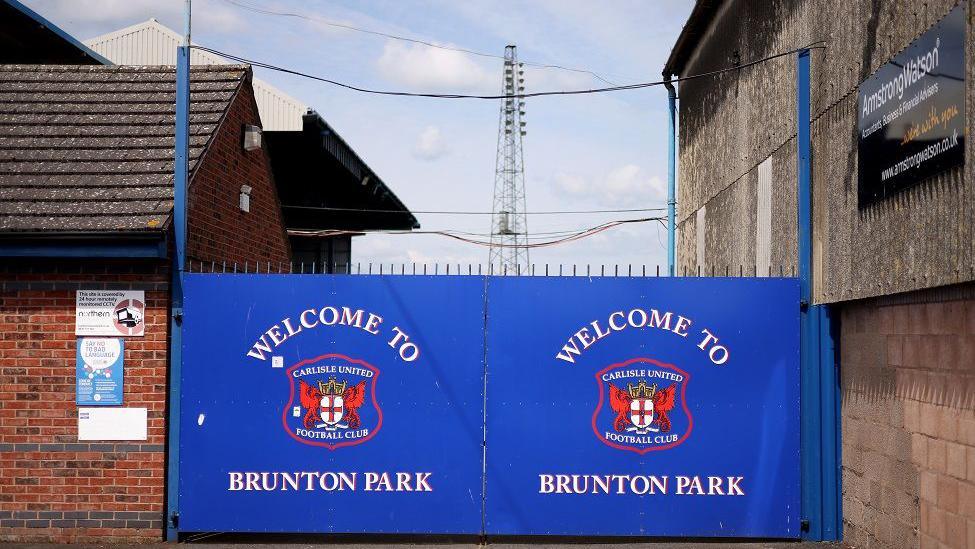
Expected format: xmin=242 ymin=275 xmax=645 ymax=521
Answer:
xmin=25 ymin=0 xmax=694 ymax=270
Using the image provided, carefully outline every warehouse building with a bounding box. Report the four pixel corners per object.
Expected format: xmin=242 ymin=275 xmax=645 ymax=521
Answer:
xmin=664 ymin=1 xmax=972 ymax=547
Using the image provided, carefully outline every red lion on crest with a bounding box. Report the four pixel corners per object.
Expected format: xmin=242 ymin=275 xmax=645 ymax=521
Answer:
xmin=298 ymin=379 xmax=366 ymax=430
xmin=609 ymin=382 xmax=676 ymax=433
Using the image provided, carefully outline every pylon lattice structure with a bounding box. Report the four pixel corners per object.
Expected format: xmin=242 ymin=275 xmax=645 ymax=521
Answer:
xmin=489 ymin=45 xmax=529 ymax=271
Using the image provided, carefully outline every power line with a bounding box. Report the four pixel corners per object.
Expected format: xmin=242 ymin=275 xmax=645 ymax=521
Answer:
xmin=279 ymin=204 xmax=669 ymax=215
xmin=192 ymin=42 xmax=825 ymax=100
xmin=288 ymin=217 xmax=662 ymax=249
xmin=217 ymin=0 xmax=625 ymax=86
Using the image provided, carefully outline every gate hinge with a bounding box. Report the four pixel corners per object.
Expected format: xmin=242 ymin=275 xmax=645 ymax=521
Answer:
xmin=800 ymin=518 xmax=810 ymax=532
xmin=799 ymin=299 xmax=809 ymax=312
xmin=169 ymin=511 xmax=179 ymax=528
xmin=172 ymin=307 xmax=183 ymax=326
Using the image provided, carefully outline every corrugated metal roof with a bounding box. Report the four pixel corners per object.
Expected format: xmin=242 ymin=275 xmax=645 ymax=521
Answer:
xmin=84 ymin=19 xmax=306 ymax=131
xmin=0 ymin=64 xmax=246 ymax=233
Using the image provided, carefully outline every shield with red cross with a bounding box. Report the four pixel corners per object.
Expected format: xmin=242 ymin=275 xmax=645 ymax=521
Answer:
xmin=592 ymin=357 xmax=694 ymax=454
xmin=319 ymin=394 xmax=344 ymax=426
xmin=629 ymin=398 xmax=654 ymax=429
xmin=282 ymin=353 xmax=383 ymax=450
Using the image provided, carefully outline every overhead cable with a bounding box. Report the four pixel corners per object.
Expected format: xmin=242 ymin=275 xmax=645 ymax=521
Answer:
xmin=192 ymin=42 xmax=825 ymax=100
xmin=280 ymin=204 xmax=668 ymax=215
xmin=218 ymin=0 xmax=625 ymax=85
xmin=287 ymin=217 xmax=661 ymax=249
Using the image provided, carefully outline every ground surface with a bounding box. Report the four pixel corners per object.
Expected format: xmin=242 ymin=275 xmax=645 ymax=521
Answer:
xmin=0 ymin=542 xmax=846 ymax=548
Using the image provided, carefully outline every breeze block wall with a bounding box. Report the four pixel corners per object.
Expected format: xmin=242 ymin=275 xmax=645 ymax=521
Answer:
xmin=187 ymin=76 xmax=291 ymax=267
xmin=0 ymin=259 xmax=169 ymax=543
xmin=841 ymin=284 xmax=975 ymax=549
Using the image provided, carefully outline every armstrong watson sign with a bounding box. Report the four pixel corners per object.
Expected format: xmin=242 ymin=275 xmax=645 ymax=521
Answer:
xmin=858 ymin=4 xmax=966 ymax=206
xmin=179 ymin=275 xmax=799 ymax=537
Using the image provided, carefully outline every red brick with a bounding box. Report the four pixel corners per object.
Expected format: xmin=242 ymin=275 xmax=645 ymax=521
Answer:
xmin=0 ymin=79 xmax=289 ymax=543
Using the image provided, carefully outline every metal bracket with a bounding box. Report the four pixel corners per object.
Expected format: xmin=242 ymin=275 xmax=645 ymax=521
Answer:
xmin=173 ymin=307 xmax=183 ymax=326
xmin=169 ymin=511 xmax=179 ymax=528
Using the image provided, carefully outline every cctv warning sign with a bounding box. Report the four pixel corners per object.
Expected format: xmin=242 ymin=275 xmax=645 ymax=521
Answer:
xmin=76 ymin=290 xmax=145 ymax=337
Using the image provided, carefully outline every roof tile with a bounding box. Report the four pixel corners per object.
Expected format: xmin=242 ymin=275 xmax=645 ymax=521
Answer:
xmin=0 ymin=64 xmax=247 ymax=233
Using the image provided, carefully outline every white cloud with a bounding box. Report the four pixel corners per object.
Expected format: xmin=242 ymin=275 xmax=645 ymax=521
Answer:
xmin=554 ymin=164 xmax=666 ymax=207
xmin=25 ymin=0 xmax=247 ymax=35
xmin=376 ymin=40 xmax=494 ymax=92
xmin=412 ymin=126 xmax=449 ymax=161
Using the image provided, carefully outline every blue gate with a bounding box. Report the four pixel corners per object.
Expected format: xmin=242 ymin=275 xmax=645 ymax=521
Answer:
xmin=177 ymin=274 xmax=799 ymax=537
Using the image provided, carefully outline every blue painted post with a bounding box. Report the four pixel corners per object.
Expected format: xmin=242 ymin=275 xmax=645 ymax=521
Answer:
xmin=797 ymin=48 xmax=841 ymax=541
xmin=166 ymin=0 xmax=191 ymax=541
xmin=665 ymin=77 xmax=677 ymax=276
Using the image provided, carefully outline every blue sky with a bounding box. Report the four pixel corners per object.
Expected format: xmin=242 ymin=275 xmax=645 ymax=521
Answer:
xmin=27 ymin=0 xmax=693 ymax=269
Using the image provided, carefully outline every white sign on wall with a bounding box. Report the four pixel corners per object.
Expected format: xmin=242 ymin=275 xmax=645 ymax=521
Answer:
xmin=78 ymin=407 xmax=147 ymax=441
xmin=75 ymin=290 xmax=145 ymax=336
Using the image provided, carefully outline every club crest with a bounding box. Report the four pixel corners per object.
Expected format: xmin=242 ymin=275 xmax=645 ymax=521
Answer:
xmin=592 ymin=358 xmax=692 ymax=454
xmin=281 ymin=354 xmax=382 ymax=450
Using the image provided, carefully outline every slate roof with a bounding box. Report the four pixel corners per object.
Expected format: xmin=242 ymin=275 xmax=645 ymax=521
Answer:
xmin=0 ymin=64 xmax=248 ymax=234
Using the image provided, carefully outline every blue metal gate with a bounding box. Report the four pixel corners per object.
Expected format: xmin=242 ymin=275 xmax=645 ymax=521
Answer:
xmin=175 ymin=273 xmax=800 ymax=537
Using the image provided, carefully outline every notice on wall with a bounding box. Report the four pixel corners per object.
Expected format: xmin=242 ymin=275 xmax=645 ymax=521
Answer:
xmin=857 ymin=4 xmax=966 ymax=207
xmin=78 ymin=407 xmax=147 ymax=441
xmin=75 ymin=290 xmax=145 ymax=336
xmin=76 ymin=337 xmax=124 ymax=406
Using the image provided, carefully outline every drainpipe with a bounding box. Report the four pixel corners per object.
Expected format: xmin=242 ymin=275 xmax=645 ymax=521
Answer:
xmin=663 ymin=74 xmax=677 ymax=276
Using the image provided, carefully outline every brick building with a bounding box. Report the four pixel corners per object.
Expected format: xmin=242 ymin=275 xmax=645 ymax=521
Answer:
xmin=664 ymin=1 xmax=973 ymax=547
xmin=0 ymin=63 xmax=290 ymax=542
xmin=84 ymin=18 xmax=419 ymax=271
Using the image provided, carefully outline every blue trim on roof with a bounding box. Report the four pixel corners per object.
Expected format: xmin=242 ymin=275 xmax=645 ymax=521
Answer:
xmin=3 ymin=0 xmax=112 ymax=65
xmin=0 ymin=239 xmax=166 ymax=258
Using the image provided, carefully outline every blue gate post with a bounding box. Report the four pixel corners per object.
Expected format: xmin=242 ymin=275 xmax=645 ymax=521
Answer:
xmin=166 ymin=0 xmax=191 ymax=541
xmin=797 ymin=48 xmax=842 ymax=541
xmin=665 ymin=75 xmax=677 ymax=276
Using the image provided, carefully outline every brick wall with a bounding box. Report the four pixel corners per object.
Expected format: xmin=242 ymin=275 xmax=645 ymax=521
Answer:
xmin=841 ymin=284 xmax=975 ymax=549
xmin=0 ymin=76 xmax=295 ymax=544
xmin=0 ymin=260 xmax=169 ymax=543
xmin=187 ymin=76 xmax=291 ymax=266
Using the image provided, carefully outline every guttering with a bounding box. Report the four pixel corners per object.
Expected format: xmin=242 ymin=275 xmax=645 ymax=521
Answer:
xmin=663 ymin=73 xmax=677 ymax=276
xmin=0 ymin=231 xmax=167 ymax=258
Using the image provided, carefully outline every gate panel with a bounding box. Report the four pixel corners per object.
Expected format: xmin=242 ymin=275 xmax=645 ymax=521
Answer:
xmin=178 ymin=274 xmax=485 ymax=534
xmin=484 ymin=277 xmax=800 ymax=537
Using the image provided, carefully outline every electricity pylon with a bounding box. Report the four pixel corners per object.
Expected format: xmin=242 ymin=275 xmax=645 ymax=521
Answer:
xmin=489 ymin=45 xmax=529 ymax=271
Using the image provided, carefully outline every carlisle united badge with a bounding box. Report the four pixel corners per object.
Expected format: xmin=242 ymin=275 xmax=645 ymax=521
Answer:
xmin=282 ymin=353 xmax=382 ymax=450
xmin=592 ymin=357 xmax=692 ymax=454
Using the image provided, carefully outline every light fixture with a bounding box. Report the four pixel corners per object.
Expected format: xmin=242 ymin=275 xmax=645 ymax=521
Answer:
xmin=242 ymin=124 xmax=262 ymax=151
xmin=239 ymin=185 xmax=252 ymax=212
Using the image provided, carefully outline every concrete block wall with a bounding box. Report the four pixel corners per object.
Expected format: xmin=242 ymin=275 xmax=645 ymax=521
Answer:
xmin=673 ymin=0 xmax=972 ymax=303
xmin=841 ymin=285 xmax=975 ymax=548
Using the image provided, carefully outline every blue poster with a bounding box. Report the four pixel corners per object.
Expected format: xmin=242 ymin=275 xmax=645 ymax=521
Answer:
xmin=76 ymin=337 xmax=124 ymax=405
xmin=484 ymin=277 xmax=800 ymax=537
xmin=178 ymin=275 xmax=486 ymax=534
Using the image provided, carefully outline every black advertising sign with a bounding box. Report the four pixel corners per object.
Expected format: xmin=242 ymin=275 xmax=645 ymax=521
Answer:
xmin=857 ymin=4 xmax=966 ymax=207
